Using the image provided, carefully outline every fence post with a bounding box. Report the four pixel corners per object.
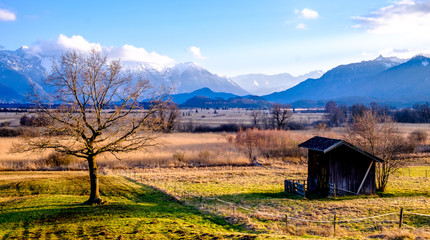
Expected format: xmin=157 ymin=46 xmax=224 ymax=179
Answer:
xmin=333 ymin=212 xmax=337 ymax=236
xmin=214 ymin=200 xmax=218 ymax=213
xmin=334 ymin=184 xmax=336 ymax=198
xmin=399 ymin=207 xmax=404 ymax=229
xmin=285 ymin=214 xmax=288 ymax=230
xmin=233 ymin=205 xmax=236 ymax=218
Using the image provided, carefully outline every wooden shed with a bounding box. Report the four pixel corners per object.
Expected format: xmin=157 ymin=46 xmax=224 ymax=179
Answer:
xmin=298 ymin=136 xmax=383 ymax=196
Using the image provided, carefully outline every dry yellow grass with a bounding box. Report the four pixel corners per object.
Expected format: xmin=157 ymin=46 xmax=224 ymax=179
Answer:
xmin=125 ymin=165 xmax=430 ymax=239
xmin=0 ymin=122 xmax=427 ymax=170
xmin=0 ymin=133 xmax=250 ymax=170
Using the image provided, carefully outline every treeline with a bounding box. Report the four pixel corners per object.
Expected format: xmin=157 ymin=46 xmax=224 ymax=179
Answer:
xmin=324 ymin=101 xmax=430 ymax=126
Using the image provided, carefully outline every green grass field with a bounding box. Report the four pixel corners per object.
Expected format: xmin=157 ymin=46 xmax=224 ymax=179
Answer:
xmin=133 ymin=166 xmax=430 ymax=239
xmin=1 ymin=166 xmax=430 ymax=239
xmin=0 ymin=172 xmax=257 ymax=240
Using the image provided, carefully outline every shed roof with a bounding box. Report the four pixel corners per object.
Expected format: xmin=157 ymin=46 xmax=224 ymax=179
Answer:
xmin=298 ymin=136 xmax=383 ymax=162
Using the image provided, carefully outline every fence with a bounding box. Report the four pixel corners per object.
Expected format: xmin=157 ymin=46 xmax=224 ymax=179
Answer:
xmin=197 ymin=195 xmax=430 ymax=237
xmin=284 ymin=179 xmax=306 ymax=197
xmin=405 ymin=168 xmax=429 ymax=179
xmin=121 ymin=171 xmax=430 ymax=237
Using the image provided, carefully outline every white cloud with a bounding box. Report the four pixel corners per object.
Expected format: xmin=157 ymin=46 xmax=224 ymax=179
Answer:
xmin=352 ymin=0 xmax=430 ymax=36
xmin=299 ymin=8 xmax=319 ymax=19
xmin=378 ymin=47 xmax=430 ymax=59
xmin=0 ymin=9 xmax=16 ymax=21
xmin=296 ymin=23 xmax=307 ymax=29
xmin=188 ymin=46 xmax=206 ymax=59
xmin=109 ymin=44 xmax=175 ymax=67
xmin=56 ymin=34 xmax=101 ymax=52
xmin=28 ymin=34 xmax=175 ymax=70
xmin=345 ymin=0 xmax=430 ymax=61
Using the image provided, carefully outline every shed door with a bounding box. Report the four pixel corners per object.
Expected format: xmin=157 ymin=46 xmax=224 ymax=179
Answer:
xmin=316 ymin=153 xmax=329 ymax=195
xmin=310 ymin=152 xmax=329 ymax=195
xmin=318 ymin=164 xmax=329 ymax=191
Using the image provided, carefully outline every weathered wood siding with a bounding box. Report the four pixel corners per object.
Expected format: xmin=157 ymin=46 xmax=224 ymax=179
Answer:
xmin=307 ymin=149 xmax=330 ymax=196
xmin=326 ymin=145 xmax=376 ymax=195
xmin=307 ymin=145 xmax=376 ymax=196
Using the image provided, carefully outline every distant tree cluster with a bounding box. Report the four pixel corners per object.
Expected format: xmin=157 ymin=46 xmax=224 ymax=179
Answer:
xmin=394 ymin=102 xmax=430 ymax=123
xmin=20 ymin=114 xmax=52 ymax=127
xmin=248 ymin=104 xmax=293 ymax=130
xmin=323 ymin=101 xmax=430 ymax=127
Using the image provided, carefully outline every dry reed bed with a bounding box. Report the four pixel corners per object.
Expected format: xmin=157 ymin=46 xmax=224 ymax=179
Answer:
xmin=0 ymin=131 xmax=333 ymax=170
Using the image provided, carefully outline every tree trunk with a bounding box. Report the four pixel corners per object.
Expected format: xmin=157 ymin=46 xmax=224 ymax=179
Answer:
xmin=85 ymin=155 xmax=102 ymax=204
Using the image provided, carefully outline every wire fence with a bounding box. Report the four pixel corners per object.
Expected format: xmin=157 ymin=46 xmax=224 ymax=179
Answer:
xmin=198 ymin=195 xmax=430 ymax=236
xmin=404 ymin=168 xmax=430 ymax=179
xmin=121 ymin=170 xmax=430 ymax=237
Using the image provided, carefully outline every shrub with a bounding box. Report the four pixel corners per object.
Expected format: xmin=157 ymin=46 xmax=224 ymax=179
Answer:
xmin=0 ymin=121 xmax=11 ymax=127
xmin=408 ymin=130 xmax=428 ymax=145
xmin=0 ymin=128 xmax=21 ymax=137
xmin=172 ymin=151 xmax=186 ymax=163
xmin=234 ymin=128 xmax=306 ymax=164
xmin=198 ymin=150 xmax=213 ymax=162
xmin=287 ymin=121 xmax=307 ymax=130
xmin=20 ymin=115 xmax=52 ymax=127
xmin=44 ymin=152 xmax=75 ymax=167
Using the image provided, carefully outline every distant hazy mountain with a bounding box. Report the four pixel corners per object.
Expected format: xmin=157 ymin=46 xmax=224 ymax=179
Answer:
xmin=263 ymin=55 xmax=430 ymax=106
xmin=170 ymin=87 xmax=239 ymax=104
xmin=0 ymin=48 xmax=248 ymax=102
xmin=179 ymin=94 xmax=272 ymax=109
xmin=231 ymin=70 xmax=324 ymax=95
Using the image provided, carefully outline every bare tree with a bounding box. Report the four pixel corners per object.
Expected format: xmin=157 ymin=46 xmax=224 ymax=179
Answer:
xmin=271 ymin=103 xmax=293 ymax=130
xmin=344 ymin=111 xmax=409 ymax=191
xmin=249 ymin=109 xmax=262 ymax=128
xmin=156 ymin=103 xmax=180 ymax=133
xmin=325 ymin=101 xmax=347 ymax=127
xmin=14 ymin=50 xmax=165 ymax=204
xmin=235 ymin=128 xmax=260 ymax=165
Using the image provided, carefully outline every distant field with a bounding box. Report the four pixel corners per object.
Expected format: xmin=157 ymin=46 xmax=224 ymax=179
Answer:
xmin=178 ymin=109 xmax=324 ymax=127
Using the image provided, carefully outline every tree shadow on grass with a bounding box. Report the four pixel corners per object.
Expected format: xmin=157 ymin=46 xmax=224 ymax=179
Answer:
xmin=0 ymin=177 xmax=249 ymax=238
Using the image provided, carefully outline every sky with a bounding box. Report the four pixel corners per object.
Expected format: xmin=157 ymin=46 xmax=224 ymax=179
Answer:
xmin=1 ymin=0 xmax=430 ymax=76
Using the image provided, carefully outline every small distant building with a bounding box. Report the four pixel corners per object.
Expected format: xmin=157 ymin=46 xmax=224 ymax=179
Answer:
xmin=298 ymin=136 xmax=383 ymax=196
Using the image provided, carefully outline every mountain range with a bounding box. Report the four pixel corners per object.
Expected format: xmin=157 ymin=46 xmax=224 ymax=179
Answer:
xmin=231 ymin=70 xmax=324 ymax=95
xmin=263 ymin=55 xmax=430 ymax=107
xmin=1 ymin=47 xmax=430 ymax=107
xmin=0 ymin=48 xmax=248 ymax=102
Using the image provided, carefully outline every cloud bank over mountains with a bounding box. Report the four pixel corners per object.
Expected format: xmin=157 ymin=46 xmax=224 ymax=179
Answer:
xmin=26 ymin=34 xmax=175 ymax=70
xmin=353 ymin=0 xmax=430 ymax=58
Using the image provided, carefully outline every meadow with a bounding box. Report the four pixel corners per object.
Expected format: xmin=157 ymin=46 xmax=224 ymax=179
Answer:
xmin=1 ymin=111 xmax=430 ymax=239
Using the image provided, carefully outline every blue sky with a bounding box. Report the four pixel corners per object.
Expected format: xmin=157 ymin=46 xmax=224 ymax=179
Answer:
xmin=1 ymin=0 xmax=430 ymax=76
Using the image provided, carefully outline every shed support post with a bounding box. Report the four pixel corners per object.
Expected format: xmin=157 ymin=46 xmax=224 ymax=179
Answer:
xmin=356 ymin=160 xmax=374 ymax=195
